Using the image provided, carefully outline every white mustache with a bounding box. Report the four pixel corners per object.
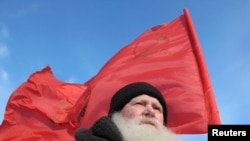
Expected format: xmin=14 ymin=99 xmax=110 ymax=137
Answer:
xmin=139 ymin=116 xmax=158 ymax=127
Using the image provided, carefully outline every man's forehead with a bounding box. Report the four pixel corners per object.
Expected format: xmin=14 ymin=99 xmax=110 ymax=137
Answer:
xmin=130 ymin=94 xmax=161 ymax=103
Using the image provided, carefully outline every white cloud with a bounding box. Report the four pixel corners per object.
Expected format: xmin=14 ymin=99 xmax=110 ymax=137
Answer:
xmin=0 ymin=68 xmax=8 ymax=82
xmin=0 ymin=70 xmax=11 ymax=123
xmin=0 ymin=43 xmax=9 ymax=58
xmin=0 ymin=23 xmax=9 ymax=40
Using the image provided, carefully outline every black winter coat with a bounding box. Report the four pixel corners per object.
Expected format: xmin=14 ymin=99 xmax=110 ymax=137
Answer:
xmin=75 ymin=116 xmax=124 ymax=141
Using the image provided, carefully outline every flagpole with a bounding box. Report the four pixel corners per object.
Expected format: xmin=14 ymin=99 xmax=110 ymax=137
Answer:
xmin=183 ymin=8 xmax=221 ymax=125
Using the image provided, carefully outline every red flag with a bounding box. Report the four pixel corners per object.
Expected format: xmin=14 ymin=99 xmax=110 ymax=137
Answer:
xmin=0 ymin=66 xmax=87 ymax=140
xmin=0 ymin=8 xmax=220 ymax=140
xmin=71 ymin=8 xmax=220 ymax=134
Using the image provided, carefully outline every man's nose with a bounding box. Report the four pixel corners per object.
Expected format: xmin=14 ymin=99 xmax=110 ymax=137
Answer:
xmin=143 ymin=105 xmax=156 ymax=117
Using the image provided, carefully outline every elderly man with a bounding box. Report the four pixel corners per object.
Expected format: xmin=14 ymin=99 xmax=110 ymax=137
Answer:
xmin=75 ymin=82 xmax=180 ymax=141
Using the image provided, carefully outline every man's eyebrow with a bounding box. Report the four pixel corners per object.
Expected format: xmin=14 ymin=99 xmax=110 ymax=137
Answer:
xmin=153 ymin=101 xmax=162 ymax=107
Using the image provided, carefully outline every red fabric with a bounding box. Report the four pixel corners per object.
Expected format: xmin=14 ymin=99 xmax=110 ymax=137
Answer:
xmin=0 ymin=8 xmax=220 ymax=140
xmin=0 ymin=67 xmax=87 ymax=140
xmin=74 ymin=8 xmax=221 ymax=134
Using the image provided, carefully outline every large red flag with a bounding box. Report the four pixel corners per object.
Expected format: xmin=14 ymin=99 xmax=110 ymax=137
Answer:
xmin=0 ymin=8 xmax=220 ymax=140
xmin=71 ymin=8 xmax=220 ymax=134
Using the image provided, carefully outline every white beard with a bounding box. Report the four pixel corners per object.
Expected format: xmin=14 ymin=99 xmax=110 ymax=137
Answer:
xmin=111 ymin=113 xmax=180 ymax=141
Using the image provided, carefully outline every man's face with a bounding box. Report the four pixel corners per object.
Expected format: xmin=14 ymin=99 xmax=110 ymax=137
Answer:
xmin=120 ymin=94 xmax=164 ymax=126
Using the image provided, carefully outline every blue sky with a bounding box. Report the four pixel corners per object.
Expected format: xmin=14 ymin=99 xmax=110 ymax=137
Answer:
xmin=0 ymin=0 xmax=250 ymax=140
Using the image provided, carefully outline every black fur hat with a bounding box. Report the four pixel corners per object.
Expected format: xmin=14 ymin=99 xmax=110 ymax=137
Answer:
xmin=108 ymin=82 xmax=167 ymax=125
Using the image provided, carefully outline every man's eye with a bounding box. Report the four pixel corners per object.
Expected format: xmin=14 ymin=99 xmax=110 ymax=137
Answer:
xmin=154 ymin=106 xmax=162 ymax=112
xmin=134 ymin=101 xmax=145 ymax=106
xmin=135 ymin=102 xmax=143 ymax=105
